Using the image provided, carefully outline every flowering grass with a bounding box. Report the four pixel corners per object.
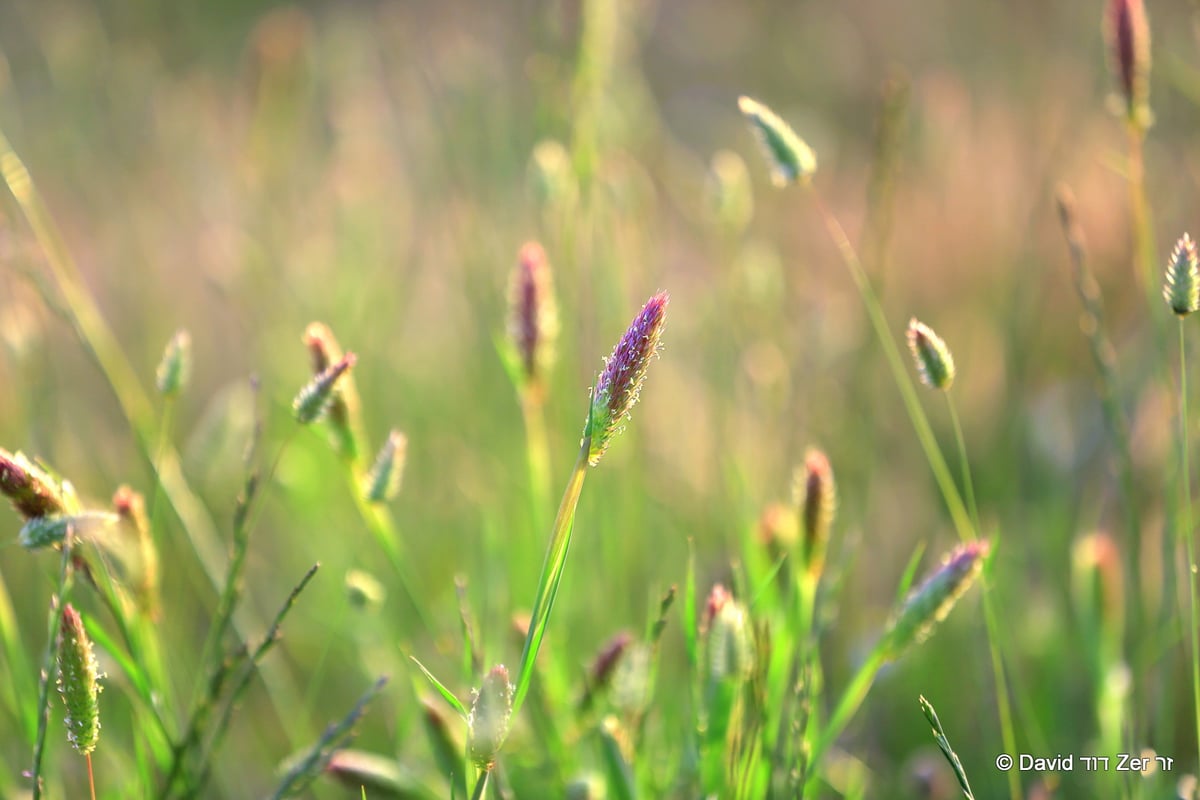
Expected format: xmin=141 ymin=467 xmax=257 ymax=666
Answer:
xmin=2 ymin=2 xmax=1200 ymax=799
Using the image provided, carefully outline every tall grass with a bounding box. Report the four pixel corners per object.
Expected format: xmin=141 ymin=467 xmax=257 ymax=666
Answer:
xmin=2 ymin=1 xmax=1200 ymax=798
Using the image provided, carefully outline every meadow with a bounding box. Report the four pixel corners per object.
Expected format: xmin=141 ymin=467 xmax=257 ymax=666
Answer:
xmin=1 ymin=1 xmax=1199 ymax=797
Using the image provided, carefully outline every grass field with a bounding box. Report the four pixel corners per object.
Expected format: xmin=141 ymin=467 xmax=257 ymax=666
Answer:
xmin=2 ymin=1 xmax=1200 ymax=797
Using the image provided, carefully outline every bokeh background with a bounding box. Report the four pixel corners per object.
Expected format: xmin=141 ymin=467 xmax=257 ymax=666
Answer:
xmin=1 ymin=1 xmax=1199 ymax=797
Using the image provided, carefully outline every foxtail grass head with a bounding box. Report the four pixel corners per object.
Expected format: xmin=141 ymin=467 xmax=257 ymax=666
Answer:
xmin=706 ymin=592 xmax=755 ymax=683
xmin=363 ymin=430 xmax=407 ymax=504
xmin=57 ymin=603 xmax=102 ymax=755
xmin=794 ymin=447 xmax=836 ymax=578
xmin=1164 ymin=233 xmax=1199 ymax=317
xmin=155 ymin=329 xmax=191 ymax=397
xmin=1104 ymin=0 xmax=1151 ymax=127
xmin=737 ymin=96 xmax=817 ymax=186
xmin=507 ymin=241 xmax=559 ymax=393
xmin=584 ymin=292 xmax=669 ymax=466
xmin=303 ymin=323 xmax=364 ymax=459
xmin=907 ymin=319 xmax=955 ymax=391
xmin=0 ymin=448 xmax=66 ymax=520
xmin=467 ymin=665 xmax=514 ymax=769
xmin=885 ymin=540 xmax=989 ymax=659
xmin=293 ymin=352 xmax=356 ymax=425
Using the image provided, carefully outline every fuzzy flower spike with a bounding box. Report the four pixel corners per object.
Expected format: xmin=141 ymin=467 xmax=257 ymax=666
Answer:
xmin=1164 ymin=233 xmax=1200 ymax=317
xmin=584 ymin=292 xmax=669 ymax=466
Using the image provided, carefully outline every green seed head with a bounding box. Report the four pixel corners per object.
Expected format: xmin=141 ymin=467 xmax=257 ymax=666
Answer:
xmin=1164 ymin=233 xmax=1200 ymax=316
xmin=467 ymin=665 xmax=514 ymax=768
xmin=344 ymin=569 xmax=386 ymax=612
xmin=57 ymin=603 xmax=102 ymax=755
xmin=155 ymin=329 xmax=192 ymax=397
xmin=886 ymin=540 xmax=989 ymax=659
xmin=737 ymin=96 xmax=817 ymax=186
xmin=907 ymin=318 xmax=956 ymax=391
xmin=706 ymin=591 xmax=755 ymax=683
xmin=585 ymin=293 xmax=669 ymax=466
xmin=363 ymin=430 xmax=407 ymax=504
xmin=293 ymin=352 xmax=356 ymax=425
xmin=18 ymin=511 xmax=119 ymax=550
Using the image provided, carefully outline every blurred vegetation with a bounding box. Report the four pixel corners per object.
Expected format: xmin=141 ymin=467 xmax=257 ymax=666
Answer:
xmin=3 ymin=0 xmax=1200 ymax=797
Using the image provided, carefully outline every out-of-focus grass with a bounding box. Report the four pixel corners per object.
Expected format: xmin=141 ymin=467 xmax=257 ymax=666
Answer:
xmin=3 ymin=0 xmax=1200 ymax=797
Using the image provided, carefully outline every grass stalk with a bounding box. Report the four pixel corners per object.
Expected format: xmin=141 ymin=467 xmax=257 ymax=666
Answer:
xmin=31 ymin=537 xmax=73 ymax=800
xmin=809 ymin=188 xmax=1020 ymax=800
xmin=519 ymin=388 xmax=552 ymax=537
xmin=1177 ymin=323 xmax=1200 ymax=770
xmin=513 ymin=436 xmax=590 ymax=716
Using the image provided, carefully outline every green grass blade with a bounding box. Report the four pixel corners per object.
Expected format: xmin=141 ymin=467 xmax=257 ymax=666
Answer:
xmin=410 ymin=656 xmax=468 ymax=719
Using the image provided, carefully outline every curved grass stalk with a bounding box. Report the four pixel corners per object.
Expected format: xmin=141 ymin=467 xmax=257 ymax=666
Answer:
xmin=808 ymin=188 xmax=1020 ymax=800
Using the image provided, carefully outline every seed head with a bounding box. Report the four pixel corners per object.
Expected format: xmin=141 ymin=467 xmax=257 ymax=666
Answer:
xmin=585 ymin=292 xmax=669 ymax=466
xmin=707 ymin=596 xmax=755 ymax=683
xmin=18 ymin=511 xmax=119 ymax=550
xmin=467 ymin=665 xmax=514 ymax=768
xmin=345 ymin=569 xmax=386 ymax=612
xmin=363 ymin=430 xmax=407 ymax=504
xmin=293 ymin=352 xmax=356 ymax=425
xmin=1104 ymin=0 xmax=1151 ymax=126
xmin=701 ymin=583 xmax=732 ymax=635
xmin=0 ymin=448 xmax=66 ymax=520
xmin=57 ymin=603 xmax=103 ymax=755
xmin=737 ymin=96 xmax=817 ymax=186
xmin=907 ymin=319 xmax=956 ymax=391
xmin=794 ymin=447 xmax=837 ymax=578
xmin=1164 ymin=234 xmax=1200 ymax=317
xmin=155 ymin=329 xmax=192 ymax=397
xmin=113 ymin=486 xmax=159 ymax=618
xmin=507 ymin=241 xmax=559 ymax=392
xmin=303 ymin=323 xmax=364 ymax=459
xmin=885 ymin=540 xmax=989 ymax=658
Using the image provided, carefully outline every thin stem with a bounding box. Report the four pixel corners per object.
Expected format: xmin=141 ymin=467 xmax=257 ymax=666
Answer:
xmin=86 ymin=752 xmax=96 ymax=800
xmin=945 ymin=397 xmax=979 ymax=533
xmin=810 ymin=188 xmax=1020 ymax=800
xmin=31 ymin=540 xmax=73 ymax=800
xmin=470 ymin=768 xmax=491 ymax=800
xmin=513 ymin=437 xmax=591 ymax=717
xmin=801 ymin=645 xmax=886 ymax=798
xmin=809 ymin=190 xmax=972 ymax=543
xmin=346 ymin=464 xmax=436 ymax=638
xmin=1178 ymin=323 xmax=1200 ymax=771
xmin=520 ymin=387 xmax=552 ymax=538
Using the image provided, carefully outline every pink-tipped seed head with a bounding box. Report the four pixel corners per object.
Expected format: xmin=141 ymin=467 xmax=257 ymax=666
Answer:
xmin=585 ymin=292 xmax=669 ymax=466
xmin=507 ymin=241 xmax=559 ymax=392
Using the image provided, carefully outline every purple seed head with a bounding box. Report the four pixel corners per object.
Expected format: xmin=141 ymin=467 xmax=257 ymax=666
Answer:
xmin=303 ymin=323 xmax=363 ymax=459
xmin=795 ymin=447 xmax=837 ymax=578
xmin=507 ymin=241 xmax=559 ymax=391
xmin=886 ymin=540 xmax=989 ymax=658
xmin=585 ymin=292 xmax=669 ymax=466
xmin=1104 ymin=0 xmax=1151 ymax=124
xmin=293 ymin=352 xmax=356 ymax=425
xmin=0 ymin=448 xmax=66 ymax=520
